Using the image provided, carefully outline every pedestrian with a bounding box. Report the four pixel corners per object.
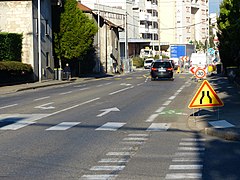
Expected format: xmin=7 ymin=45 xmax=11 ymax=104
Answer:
xmin=64 ymin=63 xmax=71 ymax=80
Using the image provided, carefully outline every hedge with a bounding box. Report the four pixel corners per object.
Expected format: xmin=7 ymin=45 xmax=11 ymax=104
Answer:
xmin=0 ymin=61 xmax=33 ymax=85
xmin=0 ymin=32 xmax=23 ymax=62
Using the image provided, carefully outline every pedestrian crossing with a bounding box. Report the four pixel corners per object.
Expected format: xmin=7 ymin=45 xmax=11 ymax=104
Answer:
xmin=0 ymin=115 xmax=171 ymax=132
xmin=165 ymin=138 xmax=205 ymax=180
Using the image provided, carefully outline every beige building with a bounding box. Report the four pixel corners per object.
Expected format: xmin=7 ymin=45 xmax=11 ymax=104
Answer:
xmin=159 ymin=0 xmax=209 ymax=45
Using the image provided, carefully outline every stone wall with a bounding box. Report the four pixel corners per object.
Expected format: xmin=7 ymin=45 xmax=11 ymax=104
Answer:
xmin=0 ymin=1 xmax=33 ymax=66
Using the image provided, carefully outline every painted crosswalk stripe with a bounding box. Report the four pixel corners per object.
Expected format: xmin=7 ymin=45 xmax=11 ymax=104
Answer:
xmin=106 ymin=152 xmax=132 ymax=156
xmin=80 ymin=174 xmax=118 ymax=179
xmin=147 ymin=123 xmax=171 ymax=131
xmin=99 ymin=158 xmax=128 ymax=163
xmin=0 ymin=121 xmax=35 ymax=130
xmin=179 ymin=142 xmax=204 ymax=146
xmin=46 ymin=122 xmax=80 ymax=131
xmin=96 ymin=122 xmax=125 ymax=131
xmin=123 ymin=137 xmax=148 ymax=141
xmin=0 ymin=114 xmax=49 ymax=130
xmin=169 ymin=165 xmax=203 ymax=170
xmin=172 ymin=158 xmax=202 ymax=162
xmin=178 ymin=147 xmax=205 ymax=151
xmin=182 ymin=138 xmax=206 ymax=141
xmin=90 ymin=165 xmax=125 ymax=171
xmin=165 ymin=173 xmax=202 ymax=179
xmin=128 ymin=134 xmax=149 ymax=137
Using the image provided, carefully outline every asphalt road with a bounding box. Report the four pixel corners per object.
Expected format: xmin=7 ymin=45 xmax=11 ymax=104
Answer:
xmin=0 ymin=70 xmax=240 ymax=180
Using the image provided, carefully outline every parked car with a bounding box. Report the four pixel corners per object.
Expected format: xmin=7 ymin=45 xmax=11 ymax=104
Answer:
xmin=144 ymin=58 xmax=154 ymax=69
xmin=150 ymin=60 xmax=174 ymax=80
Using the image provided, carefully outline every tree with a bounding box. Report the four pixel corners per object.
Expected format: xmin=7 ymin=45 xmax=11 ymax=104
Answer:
xmin=54 ymin=0 xmax=98 ymax=66
xmin=217 ymin=0 xmax=240 ymax=68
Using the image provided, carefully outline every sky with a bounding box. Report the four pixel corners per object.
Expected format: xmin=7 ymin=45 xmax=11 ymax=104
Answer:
xmin=209 ymin=0 xmax=222 ymax=14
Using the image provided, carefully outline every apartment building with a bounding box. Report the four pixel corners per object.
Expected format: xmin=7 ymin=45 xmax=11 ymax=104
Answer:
xmin=159 ymin=0 xmax=209 ymax=45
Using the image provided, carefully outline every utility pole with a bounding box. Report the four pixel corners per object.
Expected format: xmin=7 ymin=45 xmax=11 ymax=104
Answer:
xmin=158 ymin=0 xmax=162 ymax=59
xmin=97 ymin=0 xmax=101 ymax=73
xmin=125 ymin=9 xmax=128 ymax=72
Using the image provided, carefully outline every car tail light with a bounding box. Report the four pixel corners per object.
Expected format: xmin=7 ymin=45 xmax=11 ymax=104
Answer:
xmin=151 ymin=67 xmax=157 ymax=71
xmin=167 ymin=67 xmax=173 ymax=71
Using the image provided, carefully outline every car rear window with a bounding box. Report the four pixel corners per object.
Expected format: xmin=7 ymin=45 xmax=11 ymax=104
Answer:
xmin=145 ymin=60 xmax=153 ymax=63
xmin=152 ymin=62 xmax=172 ymax=68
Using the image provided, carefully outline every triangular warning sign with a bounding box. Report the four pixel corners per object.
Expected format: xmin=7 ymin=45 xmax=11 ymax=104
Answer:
xmin=188 ymin=80 xmax=224 ymax=109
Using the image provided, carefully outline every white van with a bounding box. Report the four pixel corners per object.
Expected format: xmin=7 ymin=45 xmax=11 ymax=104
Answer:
xmin=144 ymin=58 xmax=154 ymax=69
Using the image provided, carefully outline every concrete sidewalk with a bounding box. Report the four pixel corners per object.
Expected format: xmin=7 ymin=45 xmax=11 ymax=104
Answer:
xmin=187 ymin=74 xmax=240 ymax=141
xmin=0 ymin=73 xmax=113 ymax=96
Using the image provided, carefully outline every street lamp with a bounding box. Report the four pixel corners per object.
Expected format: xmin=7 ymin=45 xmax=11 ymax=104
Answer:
xmin=38 ymin=0 xmax=42 ymax=82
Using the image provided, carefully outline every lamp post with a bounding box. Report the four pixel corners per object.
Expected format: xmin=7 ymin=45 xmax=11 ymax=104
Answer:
xmin=38 ymin=0 xmax=42 ymax=82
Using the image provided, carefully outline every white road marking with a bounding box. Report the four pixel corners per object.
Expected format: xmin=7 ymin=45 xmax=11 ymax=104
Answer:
xmin=0 ymin=114 xmax=49 ymax=130
xmin=74 ymin=84 xmax=86 ymax=88
xmin=49 ymin=98 xmax=100 ymax=116
xmin=96 ymin=122 xmax=125 ymax=131
xmin=106 ymin=152 xmax=132 ymax=156
xmin=176 ymin=89 xmax=182 ymax=93
xmin=0 ymin=104 xmax=18 ymax=110
xmin=209 ymin=120 xmax=235 ymax=128
xmin=59 ymin=91 xmax=72 ymax=95
xmin=81 ymin=174 xmax=118 ymax=180
xmin=155 ymin=106 xmax=165 ymax=113
xmin=163 ymin=100 xmax=171 ymax=106
xmin=169 ymin=165 xmax=203 ymax=170
xmin=179 ymin=142 xmax=205 ymax=146
xmin=147 ymin=123 xmax=171 ymax=131
xmin=109 ymin=86 xmax=134 ymax=95
xmin=165 ymin=173 xmax=202 ymax=179
xmin=178 ymin=147 xmax=205 ymax=151
xmin=121 ymin=141 xmax=145 ymax=145
xmin=77 ymin=87 xmax=90 ymax=91
xmin=137 ymin=83 xmax=144 ymax=86
xmin=90 ymin=165 xmax=125 ymax=171
xmin=181 ymin=138 xmax=206 ymax=142
xmin=35 ymin=102 xmax=55 ymax=110
xmin=175 ymin=152 xmax=204 ymax=156
xmin=123 ymin=137 xmax=148 ymax=141
xmin=128 ymin=134 xmax=149 ymax=137
xmin=33 ymin=96 xmax=50 ymax=101
xmin=46 ymin=122 xmax=80 ymax=131
xmin=99 ymin=158 xmax=128 ymax=163
xmin=97 ymin=107 xmax=120 ymax=117
xmin=169 ymin=96 xmax=176 ymax=100
xmin=172 ymin=158 xmax=202 ymax=162
xmin=145 ymin=114 xmax=159 ymax=122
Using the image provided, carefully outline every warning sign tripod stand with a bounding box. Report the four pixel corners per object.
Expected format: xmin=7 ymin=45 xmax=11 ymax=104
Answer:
xmin=188 ymin=80 xmax=224 ymax=122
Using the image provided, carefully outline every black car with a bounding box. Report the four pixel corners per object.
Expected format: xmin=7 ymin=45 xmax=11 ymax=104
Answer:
xmin=150 ymin=60 xmax=174 ymax=80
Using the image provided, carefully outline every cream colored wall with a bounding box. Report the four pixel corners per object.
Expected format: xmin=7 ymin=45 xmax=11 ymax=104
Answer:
xmin=0 ymin=1 xmax=33 ymax=66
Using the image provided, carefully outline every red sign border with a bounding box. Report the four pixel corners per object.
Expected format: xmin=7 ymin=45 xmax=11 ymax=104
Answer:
xmin=194 ymin=68 xmax=206 ymax=79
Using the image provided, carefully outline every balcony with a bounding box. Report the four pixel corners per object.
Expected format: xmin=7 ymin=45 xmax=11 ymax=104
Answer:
xmin=146 ymin=1 xmax=158 ymax=11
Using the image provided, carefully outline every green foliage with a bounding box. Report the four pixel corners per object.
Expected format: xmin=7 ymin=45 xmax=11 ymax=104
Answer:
xmin=0 ymin=61 xmax=33 ymax=84
xmin=132 ymin=57 xmax=144 ymax=68
xmin=54 ymin=0 xmax=98 ymax=62
xmin=217 ymin=0 xmax=240 ymax=69
xmin=0 ymin=33 xmax=23 ymax=61
xmin=0 ymin=61 xmax=33 ymax=72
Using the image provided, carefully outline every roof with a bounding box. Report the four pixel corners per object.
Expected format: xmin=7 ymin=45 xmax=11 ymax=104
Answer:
xmin=77 ymin=2 xmax=92 ymax=12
